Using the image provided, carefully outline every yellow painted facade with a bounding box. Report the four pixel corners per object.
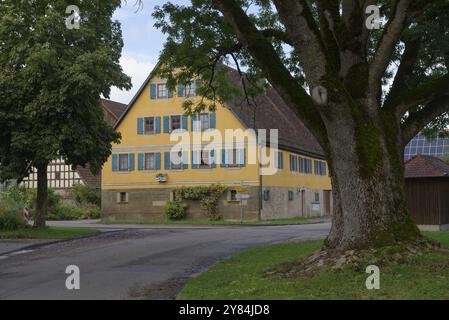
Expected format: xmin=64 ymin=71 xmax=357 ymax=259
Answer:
xmin=262 ymin=148 xmax=332 ymax=190
xmin=102 ymin=75 xmax=332 ymax=192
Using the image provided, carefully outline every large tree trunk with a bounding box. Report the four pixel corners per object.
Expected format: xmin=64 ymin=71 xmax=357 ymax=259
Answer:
xmin=33 ymin=163 xmax=48 ymax=229
xmin=324 ymin=110 xmax=421 ymax=250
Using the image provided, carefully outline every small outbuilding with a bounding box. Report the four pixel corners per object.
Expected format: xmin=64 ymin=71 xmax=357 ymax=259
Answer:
xmin=405 ymin=155 xmax=449 ymax=231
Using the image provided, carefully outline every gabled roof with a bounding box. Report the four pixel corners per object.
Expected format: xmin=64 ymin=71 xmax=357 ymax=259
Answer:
xmin=405 ymin=155 xmax=449 ymax=178
xmin=75 ymin=165 xmax=101 ymax=188
xmin=114 ymin=63 xmax=324 ymax=158
xmin=101 ymin=98 xmax=127 ymax=121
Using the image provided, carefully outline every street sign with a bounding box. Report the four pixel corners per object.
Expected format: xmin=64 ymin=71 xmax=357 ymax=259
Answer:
xmin=239 ymin=194 xmax=251 ymax=200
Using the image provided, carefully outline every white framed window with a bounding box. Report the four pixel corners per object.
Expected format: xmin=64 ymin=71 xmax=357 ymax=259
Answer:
xmin=117 ymin=192 xmax=128 ymax=203
xmin=170 ymin=115 xmax=181 ymax=132
xmin=229 ymin=190 xmax=238 ymax=202
xmin=185 ymin=82 xmax=196 ymax=97
xmin=171 ymin=151 xmax=183 ymax=170
xmin=118 ymin=154 xmax=129 ymax=172
xmin=227 ymin=148 xmax=239 ymax=167
xmin=157 ymin=83 xmax=168 ymax=99
xmin=144 ymin=153 xmax=156 ymax=170
xmin=193 ymin=113 xmax=210 ymax=131
xmin=200 ymin=113 xmax=210 ymax=131
xmin=144 ymin=117 xmax=155 ymax=135
xmin=200 ymin=150 xmax=210 ymax=168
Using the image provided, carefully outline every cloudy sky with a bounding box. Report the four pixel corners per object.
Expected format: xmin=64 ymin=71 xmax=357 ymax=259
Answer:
xmin=109 ymin=0 xmax=182 ymax=104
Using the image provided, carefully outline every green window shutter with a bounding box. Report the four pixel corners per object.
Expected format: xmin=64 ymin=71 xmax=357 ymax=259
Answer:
xmin=155 ymin=117 xmax=161 ymax=134
xmin=150 ymin=84 xmax=156 ymax=99
xmin=138 ymin=153 xmax=144 ymax=171
xmin=163 ymin=116 xmax=170 ymax=133
xmin=182 ymin=115 xmax=188 ymax=130
xmin=182 ymin=152 xmax=189 ymax=169
xmin=178 ymin=84 xmax=184 ymax=97
xmin=239 ymin=149 xmax=246 ymax=167
xmin=129 ymin=154 xmax=135 ymax=171
xmin=192 ymin=151 xmax=199 ymax=169
xmin=210 ymin=150 xmax=216 ymax=168
xmin=164 ymin=152 xmax=171 ymax=170
xmin=210 ymin=112 xmax=216 ymax=129
xmin=112 ymin=155 xmax=118 ymax=172
xmin=221 ymin=149 xmax=227 ymax=167
xmin=155 ymin=153 xmax=161 ymax=170
xmin=168 ymin=88 xmax=174 ymax=99
xmin=137 ymin=118 xmax=144 ymax=135
xmin=191 ymin=114 xmax=198 ymax=132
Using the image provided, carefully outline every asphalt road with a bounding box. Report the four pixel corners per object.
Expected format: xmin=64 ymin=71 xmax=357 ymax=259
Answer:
xmin=0 ymin=223 xmax=330 ymax=300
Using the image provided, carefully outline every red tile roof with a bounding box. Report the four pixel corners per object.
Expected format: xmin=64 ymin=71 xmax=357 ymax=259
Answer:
xmin=101 ymin=99 xmax=127 ymax=124
xmin=405 ymin=155 xmax=449 ymax=178
xmin=75 ymin=165 xmax=101 ymax=188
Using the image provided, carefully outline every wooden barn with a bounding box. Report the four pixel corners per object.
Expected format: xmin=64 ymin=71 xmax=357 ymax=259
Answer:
xmin=405 ymin=155 xmax=449 ymax=231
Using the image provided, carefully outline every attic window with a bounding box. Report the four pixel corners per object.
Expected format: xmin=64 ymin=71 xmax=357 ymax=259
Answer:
xmin=157 ymin=84 xmax=168 ymax=98
xmin=185 ymin=82 xmax=196 ymax=97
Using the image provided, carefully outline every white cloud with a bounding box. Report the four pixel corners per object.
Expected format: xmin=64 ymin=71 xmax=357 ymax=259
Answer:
xmin=109 ymin=55 xmax=155 ymax=104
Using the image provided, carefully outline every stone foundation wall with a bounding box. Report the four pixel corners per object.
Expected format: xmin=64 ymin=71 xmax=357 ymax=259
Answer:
xmin=261 ymin=187 xmax=332 ymax=220
xmin=102 ymin=186 xmax=260 ymax=221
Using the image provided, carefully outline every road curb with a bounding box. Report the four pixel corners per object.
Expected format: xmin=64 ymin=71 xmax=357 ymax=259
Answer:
xmin=0 ymin=230 xmax=122 ymax=257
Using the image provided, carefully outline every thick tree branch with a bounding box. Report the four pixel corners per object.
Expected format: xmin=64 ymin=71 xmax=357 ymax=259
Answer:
xmin=316 ymin=0 xmax=341 ymax=70
xmin=387 ymin=74 xmax=449 ymax=119
xmin=339 ymin=0 xmax=377 ymax=79
xmin=369 ymin=0 xmax=413 ymax=103
xmin=383 ymin=39 xmax=421 ymax=112
xmin=272 ymin=0 xmax=331 ymax=85
xmin=212 ymin=0 xmax=327 ymax=145
xmin=401 ymin=95 xmax=449 ymax=145
xmin=260 ymin=28 xmax=293 ymax=46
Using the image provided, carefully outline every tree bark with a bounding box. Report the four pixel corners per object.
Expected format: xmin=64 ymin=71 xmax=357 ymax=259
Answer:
xmin=324 ymin=112 xmax=421 ymax=250
xmin=33 ymin=163 xmax=48 ymax=229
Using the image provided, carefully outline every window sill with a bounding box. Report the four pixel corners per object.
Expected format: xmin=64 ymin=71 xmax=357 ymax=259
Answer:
xmin=117 ymin=171 xmax=131 ymax=174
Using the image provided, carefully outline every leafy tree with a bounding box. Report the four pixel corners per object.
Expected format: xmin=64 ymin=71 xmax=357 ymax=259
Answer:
xmin=152 ymin=0 xmax=449 ymax=250
xmin=0 ymin=1 xmax=131 ymax=228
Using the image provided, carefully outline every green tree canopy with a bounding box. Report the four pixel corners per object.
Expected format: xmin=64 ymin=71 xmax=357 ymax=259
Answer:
xmin=0 ymin=0 xmax=131 ymax=227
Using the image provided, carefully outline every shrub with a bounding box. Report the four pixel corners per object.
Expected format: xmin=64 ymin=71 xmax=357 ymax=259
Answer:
xmin=80 ymin=204 xmax=101 ymax=220
xmin=69 ymin=183 xmax=101 ymax=207
xmin=0 ymin=205 xmax=27 ymax=231
xmin=164 ymin=201 xmax=188 ymax=220
xmin=26 ymin=188 xmax=62 ymax=213
xmin=47 ymin=203 xmax=84 ymax=221
xmin=0 ymin=186 xmax=29 ymax=230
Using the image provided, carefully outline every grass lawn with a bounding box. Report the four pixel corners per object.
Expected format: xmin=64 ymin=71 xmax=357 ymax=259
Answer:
xmin=0 ymin=226 xmax=99 ymax=240
xmin=178 ymin=231 xmax=449 ymax=300
xmin=102 ymin=216 xmax=316 ymax=226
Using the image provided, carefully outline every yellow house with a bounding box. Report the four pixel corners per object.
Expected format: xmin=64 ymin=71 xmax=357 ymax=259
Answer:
xmin=101 ymin=65 xmax=332 ymax=221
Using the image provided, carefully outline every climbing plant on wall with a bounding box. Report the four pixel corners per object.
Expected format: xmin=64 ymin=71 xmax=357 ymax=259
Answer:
xmin=173 ymin=185 xmax=228 ymax=221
